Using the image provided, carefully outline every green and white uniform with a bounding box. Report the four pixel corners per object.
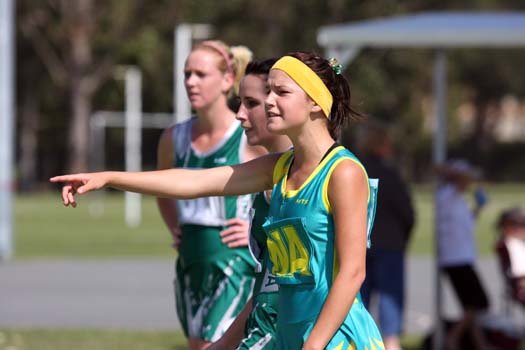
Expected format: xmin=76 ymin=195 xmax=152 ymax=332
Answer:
xmin=239 ymin=192 xmax=279 ymax=350
xmin=173 ymin=118 xmax=256 ymax=342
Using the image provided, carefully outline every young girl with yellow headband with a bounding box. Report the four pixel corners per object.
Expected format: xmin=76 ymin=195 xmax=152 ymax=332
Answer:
xmin=51 ymin=51 xmax=383 ymax=349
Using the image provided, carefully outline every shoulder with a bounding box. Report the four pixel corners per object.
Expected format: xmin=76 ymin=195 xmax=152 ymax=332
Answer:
xmin=330 ymin=158 xmax=368 ymax=189
xmin=323 ymin=156 xmax=368 ymax=213
xmin=158 ymin=125 xmax=177 ymax=151
xmin=157 ymin=125 xmax=177 ymax=168
xmin=330 ymin=148 xmax=368 ymax=183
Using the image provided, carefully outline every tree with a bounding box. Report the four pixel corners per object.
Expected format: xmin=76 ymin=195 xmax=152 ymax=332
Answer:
xmin=19 ymin=0 xmax=179 ymax=173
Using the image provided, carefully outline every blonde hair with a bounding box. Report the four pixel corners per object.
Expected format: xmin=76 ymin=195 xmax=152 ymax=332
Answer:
xmin=230 ymin=45 xmax=253 ymax=94
xmin=193 ymin=40 xmax=253 ymax=95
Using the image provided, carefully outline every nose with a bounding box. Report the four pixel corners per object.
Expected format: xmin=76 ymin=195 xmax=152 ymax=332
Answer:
xmin=185 ymin=72 xmax=197 ymax=87
xmin=264 ymin=91 xmax=276 ymax=111
xmin=236 ymin=103 xmax=248 ymax=122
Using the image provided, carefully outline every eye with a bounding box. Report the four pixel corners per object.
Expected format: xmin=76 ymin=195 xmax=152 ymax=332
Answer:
xmin=184 ymin=71 xmax=191 ymax=79
xmin=245 ymin=98 xmax=260 ymax=108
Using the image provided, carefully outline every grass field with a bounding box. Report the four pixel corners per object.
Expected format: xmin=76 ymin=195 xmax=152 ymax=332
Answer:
xmin=7 ymin=184 xmax=523 ymax=349
xmin=0 ymin=329 xmax=188 ymax=350
xmin=0 ymin=329 xmax=424 ymax=350
xmin=14 ymin=183 xmax=524 ymax=258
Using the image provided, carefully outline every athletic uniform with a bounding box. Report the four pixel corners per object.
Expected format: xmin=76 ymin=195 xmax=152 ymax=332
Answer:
xmin=172 ymin=118 xmax=256 ymax=342
xmin=240 ymin=192 xmax=279 ymax=350
xmin=263 ymin=145 xmax=383 ymax=350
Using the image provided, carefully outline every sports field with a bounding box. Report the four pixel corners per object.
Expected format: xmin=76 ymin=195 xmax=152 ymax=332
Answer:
xmin=14 ymin=183 xmax=524 ymax=258
xmin=3 ymin=183 xmax=523 ymax=350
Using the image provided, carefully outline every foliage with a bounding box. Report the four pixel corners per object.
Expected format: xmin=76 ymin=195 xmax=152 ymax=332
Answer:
xmin=15 ymin=0 xmax=525 ymax=185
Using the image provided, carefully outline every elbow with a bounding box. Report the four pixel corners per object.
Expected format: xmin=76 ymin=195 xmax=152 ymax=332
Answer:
xmin=354 ymin=267 xmax=366 ymax=286
xmin=339 ymin=263 xmax=366 ymax=286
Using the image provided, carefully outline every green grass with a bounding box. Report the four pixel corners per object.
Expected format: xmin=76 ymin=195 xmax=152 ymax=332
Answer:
xmin=13 ymin=183 xmax=524 ymax=258
xmin=15 ymin=192 xmax=174 ymax=258
xmin=0 ymin=329 xmax=188 ymax=350
xmin=0 ymin=329 xmax=424 ymax=350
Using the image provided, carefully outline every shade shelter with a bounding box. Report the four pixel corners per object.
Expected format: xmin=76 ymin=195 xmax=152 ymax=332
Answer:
xmin=317 ymin=11 xmax=525 ymax=349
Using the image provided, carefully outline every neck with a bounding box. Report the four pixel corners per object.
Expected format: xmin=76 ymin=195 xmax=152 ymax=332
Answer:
xmin=265 ymin=135 xmax=292 ymax=153
xmin=195 ymin=97 xmax=235 ymax=132
xmin=289 ymin=121 xmax=335 ymax=167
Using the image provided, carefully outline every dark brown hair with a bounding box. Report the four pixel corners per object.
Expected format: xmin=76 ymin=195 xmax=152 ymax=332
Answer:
xmin=288 ymin=51 xmax=364 ymax=139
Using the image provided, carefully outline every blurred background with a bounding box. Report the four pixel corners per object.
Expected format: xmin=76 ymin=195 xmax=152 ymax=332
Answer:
xmin=1 ymin=1 xmax=525 ymax=349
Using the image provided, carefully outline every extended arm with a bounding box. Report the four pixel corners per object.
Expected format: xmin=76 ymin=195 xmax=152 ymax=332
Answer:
xmin=50 ymin=153 xmax=279 ymax=207
xmin=303 ymin=160 xmax=369 ymax=350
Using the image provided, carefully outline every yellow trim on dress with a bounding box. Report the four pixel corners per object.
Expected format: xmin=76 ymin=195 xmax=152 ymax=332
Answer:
xmin=272 ymin=150 xmax=294 ymax=185
xmin=321 ymin=156 xmax=370 ymax=214
xmin=281 ymin=146 xmax=345 ymax=199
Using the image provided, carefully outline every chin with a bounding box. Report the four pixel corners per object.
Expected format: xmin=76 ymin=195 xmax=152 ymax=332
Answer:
xmin=267 ymin=123 xmax=285 ymax=135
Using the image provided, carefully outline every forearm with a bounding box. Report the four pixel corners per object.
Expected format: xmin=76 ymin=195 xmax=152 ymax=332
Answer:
xmin=304 ymin=268 xmax=365 ymax=350
xmin=106 ymin=156 xmax=273 ymax=198
xmin=106 ymin=168 xmax=236 ymax=198
xmin=210 ymin=298 xmax=253 ymax=350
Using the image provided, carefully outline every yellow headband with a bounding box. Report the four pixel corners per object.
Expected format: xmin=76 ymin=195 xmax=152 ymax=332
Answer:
xmin=271 ymin=56 xmax=333 ymax=119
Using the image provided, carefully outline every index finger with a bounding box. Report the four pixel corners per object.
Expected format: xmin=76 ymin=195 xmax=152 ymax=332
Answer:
xmin=50 ymin=174 xmax=84 ymax=183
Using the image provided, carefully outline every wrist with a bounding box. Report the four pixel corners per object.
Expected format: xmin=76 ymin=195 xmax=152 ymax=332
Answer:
xmin=302 ymin=340 xmax=323 ymax=350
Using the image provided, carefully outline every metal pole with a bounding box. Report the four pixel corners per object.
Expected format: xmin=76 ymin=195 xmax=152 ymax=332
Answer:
xmin=88 ymin=114 xmax=106 ymax=218
xmin=433 ymin=49 xmax=447 ymax=350
xmin=0 ymin=0 xmax=15 ymax=261
xmin=175 ymin=24 xmax=191 ymax=124
xmin=125 ymin=67 xmax=142 ymax=227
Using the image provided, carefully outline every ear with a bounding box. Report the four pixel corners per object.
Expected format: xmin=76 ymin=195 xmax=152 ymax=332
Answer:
xmin=311 ymin=103 xmax=323 ymax=114
xmin=221 ymin=72 xmax=235 ymax=94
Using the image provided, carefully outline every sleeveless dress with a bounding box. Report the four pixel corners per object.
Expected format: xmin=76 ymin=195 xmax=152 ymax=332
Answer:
xmin=172 ymin=118 xmax=255 ymax=342
xmin=263 ymin=146 xmax=383 ymax=350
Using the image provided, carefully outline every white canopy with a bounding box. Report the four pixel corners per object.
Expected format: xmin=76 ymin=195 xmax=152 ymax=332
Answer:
xmin=316 ymin=11 xmax=525 ymax=163
xmin=318 ymin=12 xmax=525 ymax=49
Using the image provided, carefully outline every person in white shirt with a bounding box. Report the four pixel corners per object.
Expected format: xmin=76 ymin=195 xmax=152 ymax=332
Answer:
xmin=436 ymin=159 xmax=489 ymax=350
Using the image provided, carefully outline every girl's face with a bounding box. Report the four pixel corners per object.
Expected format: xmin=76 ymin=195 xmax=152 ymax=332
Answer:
xmin=184 ymin=49 xmax=233 ymax=111
xmin=236 ymin=74 xmax=274 ymax=147
xmin=265 ymin=69 xmax=315 ymax=135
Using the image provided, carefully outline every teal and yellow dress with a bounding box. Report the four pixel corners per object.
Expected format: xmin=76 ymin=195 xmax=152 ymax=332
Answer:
xmin=263 ymin=146 xmax=383 ymax=350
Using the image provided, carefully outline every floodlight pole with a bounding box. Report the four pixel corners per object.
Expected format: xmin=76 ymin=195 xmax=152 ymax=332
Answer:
xmin=432 ymin=49 xmax=447 ymax=350
xmin=124 ymin=67 xmax=142 ymax=228
xmin=0 ymin=0 xmax=15 ymax=261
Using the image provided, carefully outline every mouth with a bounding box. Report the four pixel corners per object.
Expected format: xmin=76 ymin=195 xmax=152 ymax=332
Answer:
xmin=267 ymin=111 xmax=280 ymax=119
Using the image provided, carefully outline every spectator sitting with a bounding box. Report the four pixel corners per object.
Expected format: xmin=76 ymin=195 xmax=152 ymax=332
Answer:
xmin=495 ymin=207 xmax=525 ymax=307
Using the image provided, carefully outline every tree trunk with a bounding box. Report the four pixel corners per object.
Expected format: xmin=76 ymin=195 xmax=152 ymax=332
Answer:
xmin=68 ymin=81 xmax=92 ymax=173
xmin=66 ymin=0 xmax=94 ymax=173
